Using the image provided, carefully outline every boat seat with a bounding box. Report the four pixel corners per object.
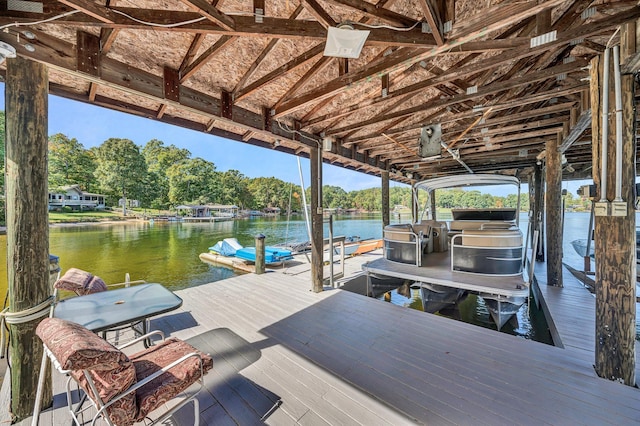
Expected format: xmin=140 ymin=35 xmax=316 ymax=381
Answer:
xmin=449 ymin=220 xmax=515 ymax=232
xmin=460 ymin=229 xmax=523 ymax=247
xmin=383 ymin=224 xmax=423 ymax=242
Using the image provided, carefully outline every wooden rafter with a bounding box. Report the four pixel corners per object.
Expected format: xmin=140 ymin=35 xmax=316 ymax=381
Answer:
xmin=235 ymin=44 xmax=325 ymax=102
xmin=232 ymin=5 xmax=305 ymax=95
xmin=181 ymin=35 xmax=236 ymax=81
xmin=180 ymin=0 xmax=235 ymax=31
xmin=418 ymin=0 xmax=444 ymax=45
xmin=301 ymin=0 xmax=337 ymax=29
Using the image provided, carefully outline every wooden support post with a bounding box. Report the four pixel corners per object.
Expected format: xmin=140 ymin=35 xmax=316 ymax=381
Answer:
xmin=411 ymin=182 xmax=418 ymax=223
xmin=254 ymin=234 xmax=265 ymax=275
xmin=592 ymin=23 xmax=637 ymax=386
xmin=6 ymin=56 xmax=51 ymax=421
xmin=533 ymin=164 xmax=545 ymax=261
xmin=430 ymin=192 xmax=437 ymax=221
xmin=310 ymin=146 xmax=323 ymax=292
xmin=545 ymin=135 xmax=563 ymax=287
xmin=381 ymin=171 xmax=390 ymax=228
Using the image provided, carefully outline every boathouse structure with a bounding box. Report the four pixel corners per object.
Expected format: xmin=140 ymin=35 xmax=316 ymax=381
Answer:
xmin=1 ymin=0 xmax=639 ymax=422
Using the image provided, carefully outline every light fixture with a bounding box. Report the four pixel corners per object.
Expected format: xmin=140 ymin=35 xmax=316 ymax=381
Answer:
xmin=273 ymin=139 xmax=281 ymax=147
xmin=322 ymin=136 xmax=334 ymax=151
xmin=0 ymin=41 xmax=17 ymax=64
xmin=323 ymin=24 xmax=370 ymax=59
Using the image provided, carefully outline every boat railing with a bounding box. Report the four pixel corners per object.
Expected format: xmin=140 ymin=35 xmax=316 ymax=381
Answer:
xmin=450 ymin=229 xmax=524 ymax=276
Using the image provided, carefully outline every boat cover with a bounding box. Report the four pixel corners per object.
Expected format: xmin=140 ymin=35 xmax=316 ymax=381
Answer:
xmin=236 ymin=247 xmax=293 ymax=264
xmin=209 ymin=238 xmax=244 ymax=256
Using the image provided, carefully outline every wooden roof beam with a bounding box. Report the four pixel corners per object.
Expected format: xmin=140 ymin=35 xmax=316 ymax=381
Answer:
xmin=280 ymin=5 xmax=637 ymax=121
xmin=232 ymin=5 xmax=305 ymax=96
xmin=325 ymin=60 xmax=587 ymax=136
xmin=324 ymin=0 xmax=418 ymax=27
xmin=180 ymin=0 xmax=235 ymax=31
xmin=301 ymin=0 xmax=338 ymax=29
xmin=235 ymin=44 xmax=325 ymax=102
xmin=418 ymin=0 xmax=445 ymax=46
xmin=179 ymin=34 xmax=205 ymax=78
xmin=181 ymin=35 xmax=236 ymax=81
xmin=5 ymin=8 xmax=438 ymax=47
xmin=272 ymin=57 xmax=334 ymax=111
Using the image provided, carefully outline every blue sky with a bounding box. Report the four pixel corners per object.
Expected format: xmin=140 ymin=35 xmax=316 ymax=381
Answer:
xmin=0 ymin=83 xmax=389 ymax=192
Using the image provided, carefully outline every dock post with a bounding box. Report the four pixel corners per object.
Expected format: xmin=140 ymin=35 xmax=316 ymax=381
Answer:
xmin=545 ymin=135 xmax=563 ymax=287
xmin=5 ymin=56 xmax=52 ymax=420
xmin=591 ymin=23 xmax=637 ymax=386
xmin=310 ymin=146 xmax=324 ymax=292
xmin=255 ymin=234 xmax=266 ymax=275
xmin=381 ymin=171 xmax=390 ymax=228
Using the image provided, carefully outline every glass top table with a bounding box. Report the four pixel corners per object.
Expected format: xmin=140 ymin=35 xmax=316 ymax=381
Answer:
xmin=54 ymin=283 xmax=183 ymax=333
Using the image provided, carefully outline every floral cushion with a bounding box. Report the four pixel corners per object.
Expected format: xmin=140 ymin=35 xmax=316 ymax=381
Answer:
xmin=36 ymin=318 xmax=127 ymax=370
xmin=36 ymin=318 xmax=138 ymax=426
xmin=130 ymin=338 xmax=213 ymax=421
xmin=54 ymin=268 xmax=107 ymax=296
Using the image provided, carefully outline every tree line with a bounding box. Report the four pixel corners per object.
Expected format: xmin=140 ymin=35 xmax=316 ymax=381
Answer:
xmin=2 ymin=110 xmax=597 ymax=219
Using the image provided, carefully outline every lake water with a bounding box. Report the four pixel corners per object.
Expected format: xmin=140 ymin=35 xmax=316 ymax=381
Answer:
xmin=0 ymin=212 xmax=636 ymax=344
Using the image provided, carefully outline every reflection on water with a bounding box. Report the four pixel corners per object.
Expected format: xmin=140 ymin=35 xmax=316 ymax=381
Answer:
xmin=0 ymin=214 xmax=383 ymax=296
xmin=378 ymin=286 xmax=554 ymax=345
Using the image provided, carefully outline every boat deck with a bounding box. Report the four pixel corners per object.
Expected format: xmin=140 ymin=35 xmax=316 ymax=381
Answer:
xmin=362 ymin=252 xmax=529 ymax=298
xmin=4 ymin=252 xmax=640 ymax=425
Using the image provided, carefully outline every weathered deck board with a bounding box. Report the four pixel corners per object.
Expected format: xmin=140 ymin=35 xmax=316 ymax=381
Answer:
xmin=9 ymin=252 xmax=640 ymax=425
xmin=534 ymin=261 xmax=640 ymax=382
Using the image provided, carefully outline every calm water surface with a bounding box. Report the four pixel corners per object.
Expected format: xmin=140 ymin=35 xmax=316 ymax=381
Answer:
xmin=0 ymin=212 xmax=636 ymax=342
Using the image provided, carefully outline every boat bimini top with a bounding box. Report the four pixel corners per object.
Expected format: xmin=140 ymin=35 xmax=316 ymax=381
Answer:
xmin=413 ymin=173 xmax=521 ymax=224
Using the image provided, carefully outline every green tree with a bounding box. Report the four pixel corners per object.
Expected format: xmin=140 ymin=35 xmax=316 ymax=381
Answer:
xmin=48 ymin=133 xmax=97 ymax=191
xmin=322 ymin=185 xmax=350 ymax=209
xmin=93 ymin=138 xmax=148 ymax=213
xmin=142 ymin=139 xmax=191 ymax=209
xmin=218 ymin=169 xmax=252 ymax=208
xmin=248 ymin=177 xmax=291 ymax=210
xmin=166 ymin=157 xmax=217 ymax=205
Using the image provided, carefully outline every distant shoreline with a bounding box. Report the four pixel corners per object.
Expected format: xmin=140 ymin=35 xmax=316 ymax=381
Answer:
xmin=0 ymin=218 xmax=146 ymax=234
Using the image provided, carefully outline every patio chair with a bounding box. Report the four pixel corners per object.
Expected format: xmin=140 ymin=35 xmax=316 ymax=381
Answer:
xmin=36 ymin=317 xmax=213 ymax=426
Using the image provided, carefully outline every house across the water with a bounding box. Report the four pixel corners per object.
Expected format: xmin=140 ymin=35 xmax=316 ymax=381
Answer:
xmin=48 ymin=185 xmax=106 ymax=211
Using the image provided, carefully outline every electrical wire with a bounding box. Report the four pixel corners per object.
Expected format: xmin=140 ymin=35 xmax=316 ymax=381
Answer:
xmin=109 ymin=9 xmax=207 ymax=28
xmin=275 ymin=120 xmax=321 ymax=145
xmin=0 ymin=10 xmax=81 ymax=31
xmin=352 ymin=21 xmax=421 ymax=32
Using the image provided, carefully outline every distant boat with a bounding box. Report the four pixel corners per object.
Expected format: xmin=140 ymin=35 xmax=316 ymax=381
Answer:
xmin=208 ymin=238 xmax=293 ymax=266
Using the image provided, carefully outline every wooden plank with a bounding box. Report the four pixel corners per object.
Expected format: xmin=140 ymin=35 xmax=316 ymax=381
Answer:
xmin=76 ymin=31 xmax=100 ymax=76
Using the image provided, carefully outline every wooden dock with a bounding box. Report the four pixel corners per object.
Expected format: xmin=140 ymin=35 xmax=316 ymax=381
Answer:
xmin=5 ymin=252 xmax=640 ymax=425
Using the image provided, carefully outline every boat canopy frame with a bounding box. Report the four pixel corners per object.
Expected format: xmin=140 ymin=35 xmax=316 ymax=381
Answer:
xmin=412 ymin=174 xmax=521 ymax=226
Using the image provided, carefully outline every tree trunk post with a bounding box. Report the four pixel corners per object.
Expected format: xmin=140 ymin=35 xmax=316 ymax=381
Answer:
xmin=533 ymin=164 xmax=545 ymax=261
xmin=5 ymin=56 xmax=51 ymax=421
xmin=592 ymin=23 xmax=636 ymax=386
xmin=254 ymin=234 xmax=266 ymax=275
xmin=545 ymin=135 xmax=563 ymax=287
xmin=381 ymin=171 xmax=390 ymax=228
xmin=310 ymin=146 xmax=323 ymax=292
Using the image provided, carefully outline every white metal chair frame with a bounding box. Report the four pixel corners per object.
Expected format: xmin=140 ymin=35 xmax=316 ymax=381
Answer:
xmin=42 ymin=330 xmax=206 ymax=426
